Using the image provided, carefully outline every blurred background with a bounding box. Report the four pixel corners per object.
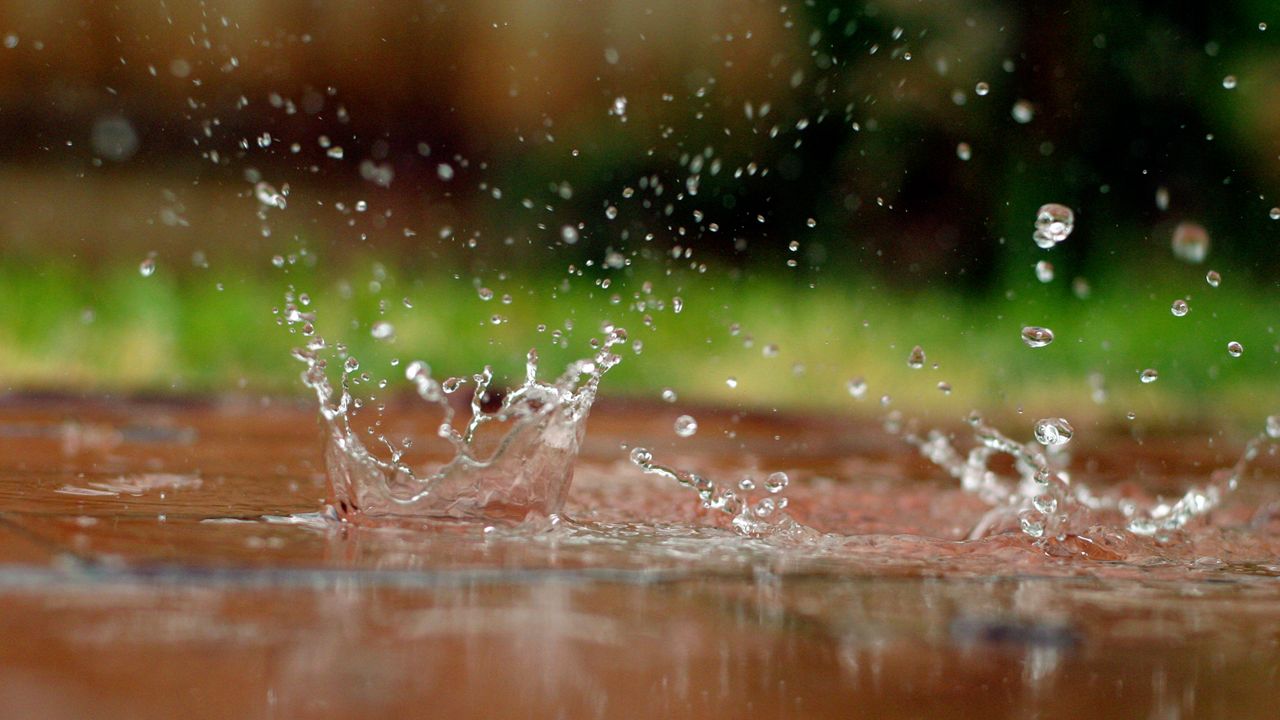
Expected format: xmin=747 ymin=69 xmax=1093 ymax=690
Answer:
xmin=0 ymin=0 xmax=1277 ymax=422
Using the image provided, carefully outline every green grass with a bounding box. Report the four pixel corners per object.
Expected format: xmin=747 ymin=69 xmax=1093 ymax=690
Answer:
xmin=1 ymin=256 xmax=1277 ymax=428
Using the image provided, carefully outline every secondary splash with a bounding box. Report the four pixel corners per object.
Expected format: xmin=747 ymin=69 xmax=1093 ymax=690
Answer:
xmin=627 ymin=447 xmax=817 ymax=542
xmin=286 ymin=295 xmax=628 ymax=526
xmin=892 ymin=410 xmax=1280 ymax=546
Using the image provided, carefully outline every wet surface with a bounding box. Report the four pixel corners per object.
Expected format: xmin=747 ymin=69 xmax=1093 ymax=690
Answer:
xmin=1 ymin=395 xmax=1279 ymax=718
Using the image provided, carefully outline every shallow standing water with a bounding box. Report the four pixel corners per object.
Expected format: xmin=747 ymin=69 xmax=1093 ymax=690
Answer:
xmin=1 ymin=395 xmax=1278 ymax=718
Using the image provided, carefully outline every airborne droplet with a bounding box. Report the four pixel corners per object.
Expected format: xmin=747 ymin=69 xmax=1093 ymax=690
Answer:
xmin=1021 ymin=326 xmax=1054 ymax=348
xmin=1227 ymin=341 xmax=1244 ymax=358
xmin=1033 ymin=417 xmax=1074 ymax=447
xmin=1206 ymin=270 xmax=1221 ymax=287
xmin=1011 ymin=99 xmax=1035 ymax=124
xmin=1033 ymin=203 xmax=1074 ymax=248
xmin=1171 ymin=299 xmax=1189 ymax=317
xmin=1034 ymin=260 xmax=1054 ymax=283
xmin=674 ymin=414 xmax=698 ymax=437
xmin=1140 ymin=368 xmax=1159 ymax=384
xmin=907 ymin=345 xmax=926 ymax=369
xmin=1171 ymin=222 xmax=1210 ymax=264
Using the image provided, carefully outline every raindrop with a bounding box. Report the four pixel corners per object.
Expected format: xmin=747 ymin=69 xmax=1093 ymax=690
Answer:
xmin=846 ymin=377 xmax=868 ymax=400
xmin=1270 ymin=207 xmax=1280 ymax=220
xmin=906 ymin=345 xmax=926 ymax=369
xmin=1033 ymin=417 xmax=1074 ymax=446
xmin=956 ymin=142 xmax=972 ymax=161
xmin=1227 ymin=341 xmax=1244 ymax=358
xmin=725 ymin=377 xmax=738 ymax=389
xmin=974 ymin=82 xmax=990 ymax=96
xmin=370 ymin=321 xmax=395 ymax=341
xmin=1155 ymin=186 xmax=1170 ymax=211
xmin=138 ymin=255 xmax=156 ymax=277
xmin=1171 ymin=222 xmax=1210 ymax=263
xmin=674 ymin=415 xmax=698 ymax=437
xmin=1011 ymin=99 xmax=1034 ymax=123
xmin=1206 ymin=270 xmax=1221 ymax=287
xmin=91 ymin=115 xmax=140 ymax=162
xmin=1034 ymin=260 xmax=1054 ymax=283
xmin=763 ymin=471 xmax=789 ymax=494
xmin=1222 ymin=75 xmax=1237 ymax=89
xmin=1266 ymin=415 xmax=1280 ymax=439
xmin=937 ymin=381 xmax=952 ymax=395
xmin=561 ymin=225 xmax=579 ymax=244
xmin=254 ymin=182 xmax=287 ymax=209
xmin=660 ymin=388 xmax=678 ymax=403
xmin=1140 ymin=368 xmax=1159 ymax=384
xmin=1021 ymin=326 xmax=1054 ymax=348
xmin=1171 ymin=299 xmax=1189 ymax=317
xmin=1033 ymin=203 xmax=1074 ymax=248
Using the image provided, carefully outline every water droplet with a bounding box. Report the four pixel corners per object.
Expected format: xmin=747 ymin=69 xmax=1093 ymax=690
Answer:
xmin=1227 ymin=341 xmax=1244 ymax=357
xmin=1171 ymin=299 xmax=1189 ymax=317
xmin=1266 ymin=415 xmax=1280 ymax=439
xmin=1270 ymin=207 xmax=1280 ymax=220
xmin=1034 ymin=260 xmax=1054 ymax=283
xmin=846 ymin=377 xmax=868 ymax=400
xmin=1155 ymin=186 xmax=1170 ymax=211
xmin=1020 ymin=516 xmax=1045 ymax=538
xmin=674 ymin=415 xmax=698 ymax=437
xmin=661 ymin=388 xmax=678 ymax=403
xmin=937 ymin=381 xmax=952 ymax=395
xmin=139 ymin=255 xmax=156 ymax=277
xmin=370 ymin=321 xmax=395 ymax=341
xmin=1206 ymin=270 xmax=1221 ymax=287
xmin=725 ymin=377 xmax=738 ymax=389
xmin=1171 ymin=222 xmax=1210 ymax=263
xmin=254 ymin=181 xmax=287 ymax=209
xmin=344 ymin=357 xmax=360 ymax=373
xmin=974 ymin=81 xmax=990 ymax=96
xmin=91 ymin=115 xmax=139 ymax=162
xmin=1033 ymin=417 xmax=1074 ymax=446
xmin=1033 ymin=494 xmax=1058 ymax=515
xmin=956 ymin=142 xmax=972 ymax=161
xmin=764 ymin=471 xmax=789 ymax=494
xmin=629 ymin=447 xmax=652 ymax=466
xmin=1140 ymin=368 xmax=1159 ymax=384
xmin=1021 ymin=326 xmax=1054 ymax=348
xmin=1011 ymin=99 xmax=1034 ymax=124
xmin=906 ymin=345 xmax=926 ymax=369
xmin=1222 ymin=75 xmax=1237 ymax=89
xmin=806 ymin=217 xmax=817 ymax=228
xmin=1033 ymin=203 xmax=1074 ymax=248
xmin=560 ymin=225 xmax=580 ymax=245
xmin=762 ymin=343 xmax=780 ymax=358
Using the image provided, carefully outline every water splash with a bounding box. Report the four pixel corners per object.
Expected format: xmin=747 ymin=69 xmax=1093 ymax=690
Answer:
xmin=627 ymin=448 xmax=816 ymax=541
xmin=893 ymin=410 xmax=1279 ymax=547
xmin=288 ymin=297 xmax=627 ymax=526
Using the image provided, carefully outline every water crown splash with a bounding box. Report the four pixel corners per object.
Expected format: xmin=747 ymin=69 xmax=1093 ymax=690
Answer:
xmin=288 ymin=299 xmax=627 ymax=526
